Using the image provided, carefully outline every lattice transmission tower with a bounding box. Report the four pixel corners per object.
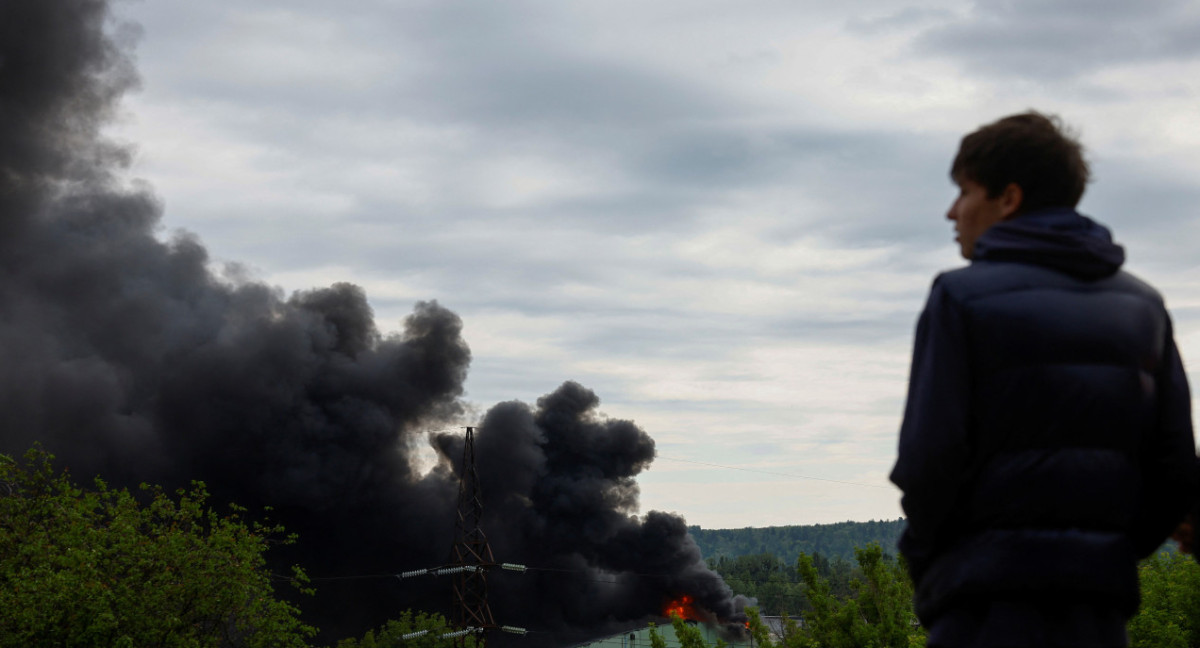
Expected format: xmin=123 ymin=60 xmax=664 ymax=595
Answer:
xmin=449 ymin=426 xmax=496 ymax=646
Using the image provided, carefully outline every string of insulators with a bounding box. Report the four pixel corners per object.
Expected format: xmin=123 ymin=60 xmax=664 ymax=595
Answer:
xmin=440 ymin=627 xmax=481 ymax=638
xmin=388 ymin=564 xmax=529 ymax=640
xmin=396 ymin=566 xmax=479 ymax=579
xmin=398 ymin=627 xmax=487 ymax=640
xmin=398 ymin=569 xmax=429 ymax=579
xmin=396 ymin=563 xmax=527 ymax=579
xmin=434 ymin=565 xmax=479 ymax=576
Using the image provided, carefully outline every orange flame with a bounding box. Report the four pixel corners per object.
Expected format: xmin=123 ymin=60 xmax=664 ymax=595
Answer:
xmin=663 ymin=595 xmax=700 ymax=621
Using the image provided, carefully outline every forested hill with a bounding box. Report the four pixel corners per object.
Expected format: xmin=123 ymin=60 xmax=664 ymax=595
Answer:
xmin=688 ymin=519 xmax=906 ymax=562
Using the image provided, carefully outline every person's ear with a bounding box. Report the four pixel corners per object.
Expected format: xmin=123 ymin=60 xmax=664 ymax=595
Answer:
xmin=999 ymin=183 xmax=1023 ymax=219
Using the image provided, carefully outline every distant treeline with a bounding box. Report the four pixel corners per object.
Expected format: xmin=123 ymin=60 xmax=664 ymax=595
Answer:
xmin=688 ymin=518 xmax=906 ymax=562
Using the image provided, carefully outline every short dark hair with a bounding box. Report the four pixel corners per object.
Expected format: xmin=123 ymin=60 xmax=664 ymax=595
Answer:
xmin=950 ymin=111 xmax=1090 ymax=212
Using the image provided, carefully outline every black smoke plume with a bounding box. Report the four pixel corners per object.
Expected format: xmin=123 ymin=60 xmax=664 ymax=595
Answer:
xmin=440 ymin=382 xmax=747 ymax=645
xmin=0 ymin=1 xmax=744 ymax=644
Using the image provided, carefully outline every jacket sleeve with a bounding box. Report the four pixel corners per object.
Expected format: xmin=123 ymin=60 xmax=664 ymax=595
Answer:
xmin=890 ymin=276 xmax=974 ymax=585
xmin=1131 ymin=316 xmax=1197 ymax=558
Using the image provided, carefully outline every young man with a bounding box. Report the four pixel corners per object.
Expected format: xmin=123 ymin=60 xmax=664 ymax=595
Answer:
xmin=890 ymin=112 xmax=1196 ymax=647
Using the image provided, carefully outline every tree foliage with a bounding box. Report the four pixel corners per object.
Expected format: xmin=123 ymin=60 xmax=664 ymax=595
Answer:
xmin=795 ymin=543 xmax=922 ymax=648
xmin=708 ymin=551 xmax=857 ymax=616
xmin=332 ymin=610 xmax=476 ymax=648
xmin=716 ymin=536 xmax=1200 ymax=648
xmin=708 ymin=553 xmax=801 ymax=617
xmin=13 ymin=439 xmax=1200 ymax=648
xmin=745 ymin=606 xmax=802 ymax=647
xmin=672 ymin=613 xmax=727 ymax=648
xmin=0 ymin=446 xmax=314 ymax=648
xmin=645 ymin=615 xmax=728 ymax=648
xmin=689 ymin=520 xmax=906 ymax=563
xmin=730 ymin=543 xmax=922 ymax=648
xmin=647 ymin=622 xmax=669 ymax=648
xmin=1128 ymin=550 xmax=1200 ymax=648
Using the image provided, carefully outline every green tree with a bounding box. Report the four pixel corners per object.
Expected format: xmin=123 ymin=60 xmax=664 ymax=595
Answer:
xmin=689 ymin=520 xmax=906 ymax=563
xmin=332 ymin=610 xmax=476 ymax=648
xmin=709 ymin=550 xmax=867 ymax=618
xmin=1128 ymin=550 xmax=1200 ymax=648
xmin=795 ymin=543 xmax=922 ymax=648
xmin=708 ymin=553 xmax=805 ymax=616
xmin=669 ymin=612 xmax=727 ymax=648
xmin=739 ymin=543 xmax=920 ymax=648
xmin=745 ymin=606 xmax=788 ymax=647
xmin=0 ymin=446 xmax=314 ymax=648
xmin=745 ymin=605 xmax=810 ymax=648
xmin=796 ymin=548 xmax=866 ymax=648
xmin=648 ymin=622 xmax=669 ymax=648
xmin=848 ymin=544 xmax=921 ymax=647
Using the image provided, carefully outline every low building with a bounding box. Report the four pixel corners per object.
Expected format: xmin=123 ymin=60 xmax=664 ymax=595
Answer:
xmin=571 ymin=617 xmax=794 ymax=647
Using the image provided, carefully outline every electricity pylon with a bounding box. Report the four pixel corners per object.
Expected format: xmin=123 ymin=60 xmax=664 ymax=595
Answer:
xmin=449 ymin=426 xmax=496 ymax=646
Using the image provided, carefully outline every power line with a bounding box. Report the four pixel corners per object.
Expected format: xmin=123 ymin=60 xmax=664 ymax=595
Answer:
xmin=427 ymin=428 xmax=890 ymax=489
xmin=304 ymin=562 xmax=854 ymax=589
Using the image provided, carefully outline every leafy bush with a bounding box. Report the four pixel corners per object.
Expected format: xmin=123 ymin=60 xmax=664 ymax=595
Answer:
xmin=1129 ymin=550 xmax=1200 ymax=648
xmin=0 ymin=446 xmax=314 ymax=648
xmin=332 ymin=610 xmax=477 ymax=648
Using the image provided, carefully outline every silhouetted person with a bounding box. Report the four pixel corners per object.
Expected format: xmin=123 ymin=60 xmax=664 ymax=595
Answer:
xmin=891 ymin=112 xmax=1196 ymax=648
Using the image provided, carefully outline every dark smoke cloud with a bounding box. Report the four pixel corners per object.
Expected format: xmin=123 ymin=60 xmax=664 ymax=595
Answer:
xmin=0 ymin=0 xmax=744 ymax=644
xmin=439 ymin=382 xmax=747 ymax=645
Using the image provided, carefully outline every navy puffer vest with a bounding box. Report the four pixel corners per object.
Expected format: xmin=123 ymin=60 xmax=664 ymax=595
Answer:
xmin=891 ymin=208 xmax=1195 ymax=624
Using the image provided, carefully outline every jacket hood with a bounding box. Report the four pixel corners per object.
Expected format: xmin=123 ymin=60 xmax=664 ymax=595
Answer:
xmin=972 ymin=207 xmax=1125 ymax=279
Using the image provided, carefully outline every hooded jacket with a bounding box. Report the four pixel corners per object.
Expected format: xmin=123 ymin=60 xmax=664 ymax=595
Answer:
xmin=890 ymin=208 xmax=1195 ymax=631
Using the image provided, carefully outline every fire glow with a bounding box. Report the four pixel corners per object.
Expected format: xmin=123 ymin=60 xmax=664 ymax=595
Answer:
xmin=663 ymin=595 xmax=701 ymax=621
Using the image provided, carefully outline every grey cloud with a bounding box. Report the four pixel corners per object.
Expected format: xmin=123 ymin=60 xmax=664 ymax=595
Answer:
xmin=761 ymin=129 xmax=959 ymax=249
xmin=131 ymin=1 xmax=729 ymax=129
xmin=846 ymin=6 xmax=957 ymax=35
xmin=1082 ymin=154 xmax=1200 ymax=238
xmin=913 ymin=0 xmax=1200 ymax=80
xmin=769 ymin=313 xmax=921 ymax=347
xmin=125 ymin=0 xmax=963 ymax=280
xmin=172 ymin=123 xmax=957 ymax=319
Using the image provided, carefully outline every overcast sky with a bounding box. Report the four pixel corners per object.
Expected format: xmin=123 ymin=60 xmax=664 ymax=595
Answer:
xmin=105 ymin=0 xmax=1200 ymax=528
